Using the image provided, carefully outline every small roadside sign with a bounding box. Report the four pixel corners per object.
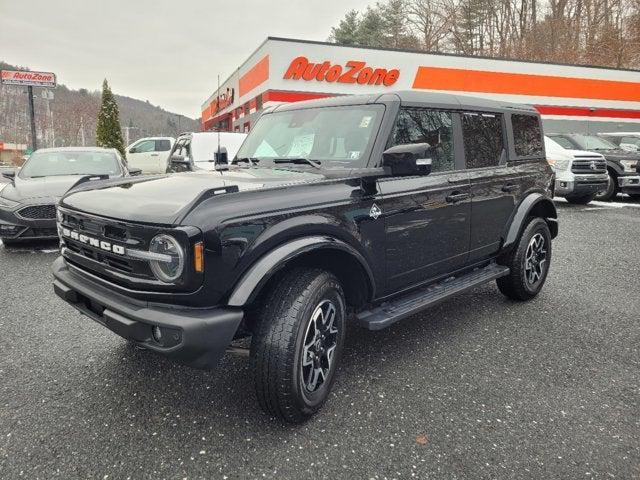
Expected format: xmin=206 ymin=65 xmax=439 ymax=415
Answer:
xmin=1 ymin=70 xmax=57 ymax=151
xmin=1 ymin=70 xmax=57 ymax=88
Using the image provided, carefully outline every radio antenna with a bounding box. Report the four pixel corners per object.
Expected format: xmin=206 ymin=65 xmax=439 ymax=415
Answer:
xmin=217 ymin=74 xmax=221 ymax=173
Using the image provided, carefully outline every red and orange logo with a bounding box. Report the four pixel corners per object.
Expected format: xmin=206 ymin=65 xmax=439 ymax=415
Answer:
xmin=284 ymin=56 xmax=399 ymax=86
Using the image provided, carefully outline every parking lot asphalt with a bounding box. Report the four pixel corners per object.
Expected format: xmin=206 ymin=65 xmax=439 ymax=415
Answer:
xmin=1 ymin=199 xmax=639 ymax=480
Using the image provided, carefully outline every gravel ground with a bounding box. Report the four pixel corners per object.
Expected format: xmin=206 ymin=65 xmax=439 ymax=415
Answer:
xmin=0 ymin=199 xmax=638 ymax=480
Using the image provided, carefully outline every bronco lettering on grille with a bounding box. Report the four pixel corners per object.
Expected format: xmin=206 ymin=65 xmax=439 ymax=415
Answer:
xmin=61 ymin=228 xmax=125 ymax=255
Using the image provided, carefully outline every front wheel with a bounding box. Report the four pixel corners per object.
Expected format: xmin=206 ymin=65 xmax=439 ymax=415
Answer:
xmin=594 ymin=173 xmax=617 ymax=201
xmin=250 ymin=268 xmax=346 ymax=423
xmin=497 ymin=218 xmax=552 ymax=301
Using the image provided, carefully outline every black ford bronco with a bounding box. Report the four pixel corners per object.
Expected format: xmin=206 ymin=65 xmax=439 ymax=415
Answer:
xmin=53 ymin=91 xmax=557 ymax=423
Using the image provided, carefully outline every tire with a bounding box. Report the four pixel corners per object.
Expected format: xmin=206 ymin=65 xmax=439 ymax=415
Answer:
xmin=250 ymin=268 xmax=346 ymax=423
xmin=497 ymin=217 xmax=552 ymax=301
xmin=565 ymin=194 xmax=595 ymax=205
xmin=594 ymin=172 xmax=617 ymax=201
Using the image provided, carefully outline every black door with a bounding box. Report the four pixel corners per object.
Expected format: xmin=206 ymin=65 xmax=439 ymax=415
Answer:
xmin=461 ymin=112 xmax=517 ymax=262
xmin=379 ymin=108 xmax=471 ymax=293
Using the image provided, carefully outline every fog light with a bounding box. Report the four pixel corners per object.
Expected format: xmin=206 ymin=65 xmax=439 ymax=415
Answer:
xmin=152 ymin=325 xmax=162 ymax=342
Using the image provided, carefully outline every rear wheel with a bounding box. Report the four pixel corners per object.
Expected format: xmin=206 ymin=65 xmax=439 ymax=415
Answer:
xmin=594 ymin=172 xmax=618 ymax=201
xmin=565 ymin=194 xmax=595 ymax=205
xmin=497 ymin=218 xmax=552 ymax=301
xmin=250 ymin=268 xmax=346 ymax=423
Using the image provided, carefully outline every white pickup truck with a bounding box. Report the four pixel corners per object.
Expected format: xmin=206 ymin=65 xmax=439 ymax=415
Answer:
xmin=125 ymin=137 xmax=175 ymax=174
xmin=166 ymin=132 xmax=247 ymax=172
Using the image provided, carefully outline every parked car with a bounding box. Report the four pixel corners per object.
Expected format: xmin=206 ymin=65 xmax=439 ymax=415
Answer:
xmin=125 ymin=137 xmax=174 ymax=174
xmin=544 ymin=136 xmax=608 ymax=204
xmin=53 ymin=92 xmax=557 ymax=423
xmin=0 ymin=147 xmax=140 ymax=246
xmin=548 ymin=133 xmax=640 ymax=200
xmin=598 ymin=132 xmax=640 ymax=153
xmin=166 ymin=132 xmax=247 ymax=172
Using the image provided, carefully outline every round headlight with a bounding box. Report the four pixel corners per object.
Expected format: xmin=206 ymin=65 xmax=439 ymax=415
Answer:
xmin=149 ymin=234 xmax=184 ymax=283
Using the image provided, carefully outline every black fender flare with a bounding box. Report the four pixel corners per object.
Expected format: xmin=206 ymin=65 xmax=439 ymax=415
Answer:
xmin=606 ymin=160 xmax=623 ymax=177
xmin=502 ymin=193 xmax=558 ymax=251
xmin=227 ymin=235 xmax=376 ymax=307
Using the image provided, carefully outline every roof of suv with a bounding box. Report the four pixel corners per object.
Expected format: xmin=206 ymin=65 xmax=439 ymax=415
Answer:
xmin=273 ymin=90 xmax=538 ymax=115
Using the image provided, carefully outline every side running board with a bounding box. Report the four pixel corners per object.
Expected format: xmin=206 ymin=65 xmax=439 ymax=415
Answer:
xmin=357 ymin=263 xmax=510 ymax=331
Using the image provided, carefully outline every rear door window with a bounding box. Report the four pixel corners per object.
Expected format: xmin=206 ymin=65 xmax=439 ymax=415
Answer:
xmin=462 ymin=112 xmax=505 ymax=168
xmin=155 ymin=139 xmax=172 ymax=151
xmin=512 ymin=114 xmax=543 ymax=157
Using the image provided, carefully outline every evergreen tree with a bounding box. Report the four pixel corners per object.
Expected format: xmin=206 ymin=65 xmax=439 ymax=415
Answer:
xmin=329 ymin=10 xmax=361 ymax=44
xmin=356 ymin=6 xmax=387 ymax=47
xmin=96 ymin=79 xmax=125 ymax=157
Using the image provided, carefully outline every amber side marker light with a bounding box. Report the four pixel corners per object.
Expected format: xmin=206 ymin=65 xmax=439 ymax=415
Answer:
xmin=194 ymin=242 xmax=204 ymax=273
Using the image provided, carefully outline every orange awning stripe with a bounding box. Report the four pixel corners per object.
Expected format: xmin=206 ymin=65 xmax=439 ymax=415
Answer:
xmin=412 ymin=66 xmax=640 ymax=103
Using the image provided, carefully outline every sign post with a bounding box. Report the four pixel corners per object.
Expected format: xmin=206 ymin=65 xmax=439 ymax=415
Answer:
xmin=27 ymin=86 xmax=37 ymax=150
xmin=0 ymin=70 xmax=57 ymax=152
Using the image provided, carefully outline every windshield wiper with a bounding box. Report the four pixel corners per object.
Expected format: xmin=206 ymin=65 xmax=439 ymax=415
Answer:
xmin=273 ymin=158 xmax=322 ymax=169
xmin=233 ymin=157 xmax=260 ymax=166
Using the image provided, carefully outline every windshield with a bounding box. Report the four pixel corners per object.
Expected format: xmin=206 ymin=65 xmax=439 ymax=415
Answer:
xmin=572 ymin=134 xmax=618 ymax=151
xmin=235 ymin=105 xmax=384 ymax=168
xmin=19 ymin=150 xmax=121 ymax=178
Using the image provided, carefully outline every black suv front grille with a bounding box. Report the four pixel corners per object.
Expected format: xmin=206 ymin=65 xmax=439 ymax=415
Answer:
xmin=59 ymin=209 xmax=154 ymax=282
xmin=571 ymin=158 xmax=607 ymax=174
xmin=18 ymin=204 xmax=57 ymax=220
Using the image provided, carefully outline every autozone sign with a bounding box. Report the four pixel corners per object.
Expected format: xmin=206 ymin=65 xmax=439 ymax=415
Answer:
xmin=284 ymin=56 xmax=399 ymax=86
xmin=1 ymin=70 xmax=57 ymax=87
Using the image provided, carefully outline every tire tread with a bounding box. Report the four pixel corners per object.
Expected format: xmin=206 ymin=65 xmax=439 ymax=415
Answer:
xmin=250 ymin=268 xmax=342 ymax=423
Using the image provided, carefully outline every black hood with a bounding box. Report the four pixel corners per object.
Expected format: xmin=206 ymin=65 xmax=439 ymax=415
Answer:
xmin=594 ymin=150 xmax=640 ymax=162
xmin=60 ymin=168 xmax=326 ymax=225
xmin=0 ymin=175 xmax=98 ymax=203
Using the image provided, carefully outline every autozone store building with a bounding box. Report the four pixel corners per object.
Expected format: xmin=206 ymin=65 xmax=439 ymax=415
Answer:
xmin=201 ymin=37 xmax=640 ymax=134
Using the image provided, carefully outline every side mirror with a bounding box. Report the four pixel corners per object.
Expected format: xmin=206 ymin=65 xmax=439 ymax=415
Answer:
xmin=2 ymin=170 xmax=16 ymax=180
xmin=128 ymin=147 xmax=137 ymax=154
xmin=382 ymin=143 xmax=433 ymax=176
xmin=168 ymin=154 xmax=192 ymax=173
xmin=212 ymin=146 xmax=228 ymax=164
xmin=128 ymin=167 xmax=142 ymax=176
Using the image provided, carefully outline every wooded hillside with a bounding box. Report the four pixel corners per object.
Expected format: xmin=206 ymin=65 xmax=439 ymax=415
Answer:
xmin=329 ymin=0 xmax=640 ymax=69
xmin=0 ymin=61 xmax=199 ymax=150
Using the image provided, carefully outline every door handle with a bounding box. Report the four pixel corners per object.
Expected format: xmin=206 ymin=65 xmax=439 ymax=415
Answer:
xmin=150 ymin=153 xmax=159 ymax=157
xmin=445 ymin=192 xmax=470 ymax=203
xmin=502 ymin=183 xmax=518 ymax=192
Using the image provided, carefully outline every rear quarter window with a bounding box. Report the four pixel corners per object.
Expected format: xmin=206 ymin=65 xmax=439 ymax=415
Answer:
xmin=156 ymin=139 xmax=172 ymax=151
xmin=512 ymin=114 xmax=543 ymax=157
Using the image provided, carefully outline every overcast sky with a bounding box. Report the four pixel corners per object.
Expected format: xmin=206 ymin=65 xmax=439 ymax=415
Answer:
xmin=0 ymin=0 xmax=373 ymax=118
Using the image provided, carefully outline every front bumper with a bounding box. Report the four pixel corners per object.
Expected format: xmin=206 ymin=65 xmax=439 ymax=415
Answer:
xmin=52 ymin=256 xmax=243 ymax=369
xmin=618 ymin=175 xmax=640 ymax=193
xmin=554 ymin=173 xmax=609 ymax=197
xmin=0 ymin=203 xmax=58 ymax=241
